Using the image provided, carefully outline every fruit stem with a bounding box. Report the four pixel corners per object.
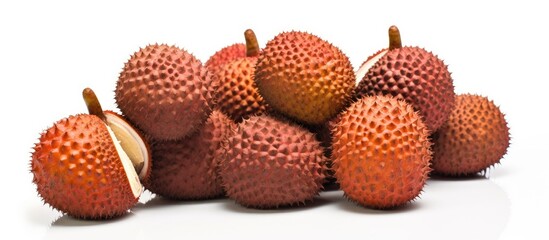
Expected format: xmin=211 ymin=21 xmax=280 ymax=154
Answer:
xmin=82 ymin=88 xmax=107 ymax=123
xmin=245 ymin=29 xmax=259 ymax=57
xmin=388 ymin=25 xmax=402 ymax=50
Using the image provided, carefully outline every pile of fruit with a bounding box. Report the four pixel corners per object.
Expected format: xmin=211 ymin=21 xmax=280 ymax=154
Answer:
xmin=30 ymin=26 xmax=510 ymax=219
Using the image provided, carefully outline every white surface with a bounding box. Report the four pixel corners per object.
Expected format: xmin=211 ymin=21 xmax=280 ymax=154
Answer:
xmin=1 ymin=0 xmax=547 ymax=239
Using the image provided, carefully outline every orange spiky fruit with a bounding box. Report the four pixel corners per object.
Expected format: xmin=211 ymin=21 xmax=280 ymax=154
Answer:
xmin=332 ymin=95 xmax=431 ymax=209
xmin=31 ymin=88 xmax=151 ymax=219
xmin=432 ymin=94 xmax=510 ymax=176
xmin=255 ymin=31 xmax=355 ymax=125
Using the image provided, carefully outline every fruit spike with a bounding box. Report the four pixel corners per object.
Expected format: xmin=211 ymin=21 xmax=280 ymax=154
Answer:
xmin=245 ymin=29 xmax=259 ymax=57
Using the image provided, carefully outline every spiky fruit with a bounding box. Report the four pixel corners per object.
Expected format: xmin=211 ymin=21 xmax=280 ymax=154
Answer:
xmin=432 ymin=94 xmax=510 ymax=176
xmin=212 ymin=29 xmax=268 ymax=122
xmin=220 ymin=115 xmax=327 ymax=208
xmin=116 ymin=44 xmax=213 ymax=140
xmin=355 ymin=26 xmax=455 ymax=131
xmin=31 ymin=88 xmax=151 ymax=219
xmin=144 ymin=110 xmax=235 ymax=199
xmin=332 ymin=95 xmax=432 ymax=209
xmin=255 ymin=31 xmax=355 ymax=125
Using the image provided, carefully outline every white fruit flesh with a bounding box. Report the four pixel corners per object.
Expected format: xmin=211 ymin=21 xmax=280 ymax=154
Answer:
xmin=355 ymin=49 xmax=388 ymax=84
xmin=105 ymin=114 xmax=150 ymax=180
xmin=106 ymin=126 xmax=143 ymax=198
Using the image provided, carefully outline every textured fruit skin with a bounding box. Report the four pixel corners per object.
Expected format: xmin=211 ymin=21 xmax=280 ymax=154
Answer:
xmin=220 ymin=115 xmax=327 ymax=208
xmin=308 ymin=123 xmax=336 ymax=184
xmin=355 ymin=47 xmax=455 ymax=131
xmin=332 ymin=96 xmax=432 ymax=209
xmin=116 ymin=44 xmax=213 ymax=140
xmin=432 ymin=94 xmax=510 ymax=176
xmin=31 ymin=115 xmax=138 ymax=219
xmin=255 ymin=31 xmax=355 ymax=125
xmin=205 ymin=43 xmax=246 ymax=71
xmin=213 ymin=57 xmax=268 ymax=122
xmin=145 ymin=111 xmax=235 ymax=199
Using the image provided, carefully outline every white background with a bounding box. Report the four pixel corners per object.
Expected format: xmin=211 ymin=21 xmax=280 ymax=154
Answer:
xmin=2 ymin=0 xmax=547 ymax=239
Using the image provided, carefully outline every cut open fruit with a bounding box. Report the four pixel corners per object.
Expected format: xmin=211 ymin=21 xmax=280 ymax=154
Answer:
xmin=83 ymin=88 xmax=151 ymax=198
xmin=31 ymin=87 xmax=153 ymax=219
xmin=355 ymin=26 xmax=401 ymax=83
xmin=355 ymin=49 xmax=388 ymax=85
xmin=105 ymin=112 xmax=150 ymax=180
xmin=354 ymin=25 xmax=455 ymax=131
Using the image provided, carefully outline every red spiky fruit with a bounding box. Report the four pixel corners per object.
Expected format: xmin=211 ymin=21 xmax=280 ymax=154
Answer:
xmin=31 ymin=88 xmax=151 ymax=219
xmin=220 ymin=115 xmax=327 ymax=208
xmin=332 ymin=95 xmax=432 ymax=209
xmin=212 ymin=29 xmax=268 ymax=122
xmin=144 ymin=110 xmax=236 ymax=199
xmin=355 ymin=26 xmax=455 ymax=131
xmin=432 ymin=94 xmax=510 ymax=176
xmin=116 ymin=44 xmax=213 ymax=140
xmin=255 ymin=31 xmax=355 ymax=125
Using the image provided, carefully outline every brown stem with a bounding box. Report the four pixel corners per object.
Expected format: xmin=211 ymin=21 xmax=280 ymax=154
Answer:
xmin=82 ymin=88 xmax=107 ymax=123
xmin=245 ymin=29 xmax=259 ymax=57
xmin=388 ymin=25 xmax=402 ymax=50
